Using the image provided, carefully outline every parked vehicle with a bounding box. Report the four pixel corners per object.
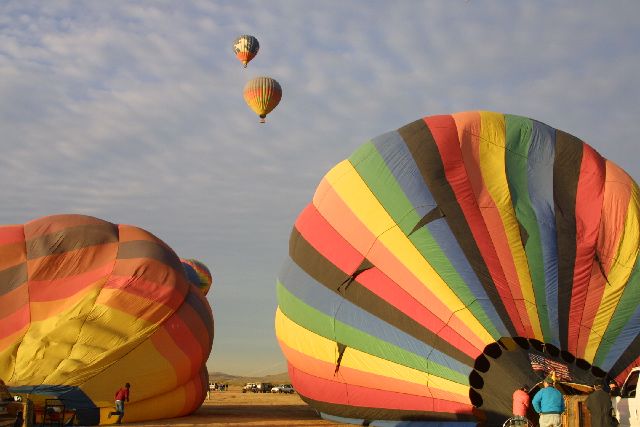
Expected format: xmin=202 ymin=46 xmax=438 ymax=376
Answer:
xmin=271 ymin=384 xmax=295 ymax=394
xmin=257 ymin=383 xmax=273 ymax=393
xmin=242 ymin=383 xmax=258 ymax=393
xmin=242 ymin=382 xmax=273 ymax=393
xmin=613 ymin=367 xmax=640 ymax=427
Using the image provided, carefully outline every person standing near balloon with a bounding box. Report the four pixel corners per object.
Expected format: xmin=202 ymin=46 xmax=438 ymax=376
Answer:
xmin=532 ymin=378 xmax=564 ymax=427
xmin=512 ymin=385 xmax=531 ymax=423
xmin=109 ymin=383 xmax=130 ymax=424
xmin=586 ymin=381 xmax=617 ymax=427
xmin=609 ymin=380 xmax=620 ymax=397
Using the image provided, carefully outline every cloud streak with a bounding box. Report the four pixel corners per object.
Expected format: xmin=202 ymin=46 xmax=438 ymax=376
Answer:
xmin=0 ymin=0 xmax=638 ymax=374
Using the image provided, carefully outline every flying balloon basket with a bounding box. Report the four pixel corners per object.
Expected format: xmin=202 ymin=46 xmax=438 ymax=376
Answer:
xmin=275 ymin=111 xmax=640 ymax=426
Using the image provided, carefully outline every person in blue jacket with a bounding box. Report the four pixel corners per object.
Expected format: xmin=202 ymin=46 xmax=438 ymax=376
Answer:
xmin=532 ymin=378 xmax=565 ymax=427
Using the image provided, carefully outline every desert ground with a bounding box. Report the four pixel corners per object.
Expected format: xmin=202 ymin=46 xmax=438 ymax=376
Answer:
xmin=124 ymin=386 xmax=342 ymax=427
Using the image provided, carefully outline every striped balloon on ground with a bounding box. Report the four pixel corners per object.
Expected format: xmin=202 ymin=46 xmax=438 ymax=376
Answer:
xmin=0 ymin=214 xmax=214 ymax=425
xmin=275 ymin=111 xmax=640 ymax=426
xmin=181 ymin=258 xmax=213 ymax=295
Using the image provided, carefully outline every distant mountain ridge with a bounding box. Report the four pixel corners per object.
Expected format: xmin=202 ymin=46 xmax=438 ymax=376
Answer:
xmin=208 ymin=371 xmax=290 ymax=385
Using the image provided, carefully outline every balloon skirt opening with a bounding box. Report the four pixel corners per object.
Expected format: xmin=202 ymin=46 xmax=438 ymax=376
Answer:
xmin=470 ymin=337 xmax=605 ymax=426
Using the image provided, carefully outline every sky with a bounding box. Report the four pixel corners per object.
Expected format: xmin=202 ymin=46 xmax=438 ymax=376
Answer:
xmin=0 ymin=1 xmax=639 ymax=376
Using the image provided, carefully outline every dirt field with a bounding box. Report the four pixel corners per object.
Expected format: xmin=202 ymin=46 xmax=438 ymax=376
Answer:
xmin=125 ymin=386 xmax=342 ymax=427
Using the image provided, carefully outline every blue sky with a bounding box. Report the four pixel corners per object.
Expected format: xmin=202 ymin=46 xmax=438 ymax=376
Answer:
xmin=1 ymin=1 xmax=639 ymax=376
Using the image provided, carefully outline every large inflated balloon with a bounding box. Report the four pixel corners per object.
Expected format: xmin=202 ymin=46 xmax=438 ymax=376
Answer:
xmin=243 ymin=76 xmax=282 ymax=123
xmin=276 ymin=111 xmax=640 ymax=426
xmin=232 ymin=34 xmax=259 ymax=68
xmin=0 ymin=214 xmax=214 ymax=425
xmin=181 ymin=258 xmax=213 ymax=295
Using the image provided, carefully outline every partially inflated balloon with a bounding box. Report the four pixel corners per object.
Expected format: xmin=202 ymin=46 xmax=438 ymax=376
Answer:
xmin=181 ymin=258 xmax=213 ymax=295
xmin=276 ymin=111 xmax=640 ymax=426
xmin=232 ymin=34 xmax=259 ymax=68
xmin=243 ymin=76 xmax=282 ymax=123
xmin=0 ymin=214 xmax=214 ymax=425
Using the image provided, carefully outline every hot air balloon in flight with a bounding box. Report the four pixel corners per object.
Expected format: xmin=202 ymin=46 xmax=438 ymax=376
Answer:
xmin=275 ymin=111 xmax=640 ymax=426
xmin=232 ymin=34 xmax=259 ymax=68
xmin=181 ymin=258 xmax=213 ymax=295
xmin=0 ymin=214 xmax=214 ymax=425
xmin=243 ymin=76 xmax=282 ymax=123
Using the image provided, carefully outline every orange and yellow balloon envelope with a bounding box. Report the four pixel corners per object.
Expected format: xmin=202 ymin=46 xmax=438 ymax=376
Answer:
xmin=243 ymin=76 xmax=282 ymax=123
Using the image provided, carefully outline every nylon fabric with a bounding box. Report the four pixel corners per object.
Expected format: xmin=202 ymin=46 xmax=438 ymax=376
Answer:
xmin=275 ymin=309 xmax=470 ymax=401
xmin=0 ymin=214 xmax=213 ymax=425
xmin=276 ymin=111 xmax=640 ymax=425
xmin=317 ymin=159 xmax=493 ymax=346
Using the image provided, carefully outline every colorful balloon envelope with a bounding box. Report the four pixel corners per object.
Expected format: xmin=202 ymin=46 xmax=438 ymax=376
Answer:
xmin=276 ymin=111 xmax=640 ymax=426
xmin=232 ymin=34 xmax=259 ymax=68
xmin=0 ymin=214 xmax=214 ymax=425
xmin=181 ymin=258 xmax=213 ymax=295
xmin=243 ymin=76 xmax=282 ymax=123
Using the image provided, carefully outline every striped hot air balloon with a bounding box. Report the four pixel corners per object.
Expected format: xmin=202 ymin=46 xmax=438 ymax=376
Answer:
xmin=181 ymin=258 xmax=213 ymax=295
xmin=275 ymin=111 xmax=640 ymax=426
xmin=232 ymin=34 xmax=259 ymax=68
xmin=243 ymin=76 xmax=282 ymax=123
xmin=0 ymin=214 xmax=214 ymax=425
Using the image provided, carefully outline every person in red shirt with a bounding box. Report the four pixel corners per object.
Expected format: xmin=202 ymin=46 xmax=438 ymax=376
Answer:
xmin=109 ymin=383 xmax=130 ymax=424
xmin=513 ymin=385 xmax=531 ymax=423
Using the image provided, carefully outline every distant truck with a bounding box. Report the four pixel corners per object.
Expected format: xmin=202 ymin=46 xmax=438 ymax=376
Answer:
xmin=256 ymin=383 xmax=273 ymax=393
xmin=613 ymin=367 xmax=640 ymax=427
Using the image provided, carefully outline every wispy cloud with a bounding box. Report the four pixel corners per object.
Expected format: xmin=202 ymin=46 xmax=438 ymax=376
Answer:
xmin=0 ymin=0 xmax=638 ymax=374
